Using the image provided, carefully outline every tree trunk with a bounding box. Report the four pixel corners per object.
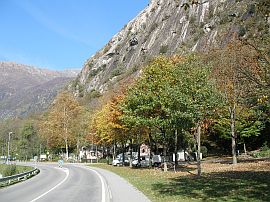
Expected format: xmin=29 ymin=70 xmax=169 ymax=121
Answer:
xmin=163 ymin=143 xmax=168 ymax=172
xmin=122 ymin=144 xmax=125 ymax=165
xmin=148 ymin=134 xmax=153 ymax=167
xmin=129 ymin=140 xmax=133 ymax=168
xmin=122 ymin=143 xmax=125 ymax=166
xmin=196 ymin=123 xmax=202 ymax=177
xmin=229 ymin=104 xmax=237 ymax=165
xmin=174 ymin=129 xmax=178 ymax=171
xmin=76 ymin=138 xmax=80 ymax=162
xmin=113 ymin=140 xmax=116 ymax=160
xmin=243 ymin=142 xmax=247 ymax=155
xmin=65 ymin=138 xmax=69 ymax=160
xmin=96 ymin=144 xmax=98 ymax=163
xmin=138 ymin=143 xmax=141 ymax=166
xmin=63 ymin=106 xmax=69 ymax=161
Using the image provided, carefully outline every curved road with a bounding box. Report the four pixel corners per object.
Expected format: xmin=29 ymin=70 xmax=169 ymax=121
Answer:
xmin=0 ymin=163 xmax=150 ymax=202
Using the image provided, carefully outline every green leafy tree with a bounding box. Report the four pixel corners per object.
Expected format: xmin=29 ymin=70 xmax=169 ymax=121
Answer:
xmin=172 ymin=55 xmax=222 ymax=175
xmin=213 ymin=107 xmax=264 ymax=154
xmin=122 ymin=55 xmax=221 ymax=174
xmin=18 ymin=122 xmax=39 ymax=160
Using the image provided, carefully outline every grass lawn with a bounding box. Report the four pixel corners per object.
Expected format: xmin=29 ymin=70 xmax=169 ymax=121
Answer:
xmin=90 ymin=159 xmax=270 ymax=202
xmin=0 ymin=164 xmax=33 ymax=177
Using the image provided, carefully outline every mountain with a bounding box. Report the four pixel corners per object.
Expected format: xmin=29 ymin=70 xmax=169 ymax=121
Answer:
xmin=0 ymin=62 xmax=79 ymax=119
xmin=73 ymin=0 xmax=269 ymax=96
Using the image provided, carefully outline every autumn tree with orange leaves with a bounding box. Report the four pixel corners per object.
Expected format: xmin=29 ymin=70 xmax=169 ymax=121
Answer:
xmin=39 ymin=91 xmax=82 ymax=160
xmin=91 ymin=94 xmax=128 ymax=160
xmin=209 ymin=40 xmax=262 ymax=164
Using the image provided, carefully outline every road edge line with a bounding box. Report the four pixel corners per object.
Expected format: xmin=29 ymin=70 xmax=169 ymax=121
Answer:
xmin=87 ymin=168 xmax=106 ymax=202
xmin=29 ymin=168 xmax=69 ymax=202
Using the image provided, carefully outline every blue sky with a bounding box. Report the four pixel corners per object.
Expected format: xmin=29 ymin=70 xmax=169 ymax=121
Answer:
xmin=0 ymin=0 xmax=149 ymax=70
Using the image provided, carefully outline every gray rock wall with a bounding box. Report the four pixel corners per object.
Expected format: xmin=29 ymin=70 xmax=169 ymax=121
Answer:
xmin=75 ymin=0 xmax=267 ymax=95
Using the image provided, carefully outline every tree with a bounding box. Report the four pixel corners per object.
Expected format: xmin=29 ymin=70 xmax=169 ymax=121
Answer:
xmin=91 ymin=94 xmax=127 ymax=161
xmin=209 ymin=41 xmax=260 ymax=164
xmin=18 ymin=122 xmax=39 ymax=160
xmin=172 ymin=55 xmax=222 ymax=176
xmin=39 ymin=91 xmax=81 ymax=160
xmin=121 ymin=56 xmax=184 ymax=171
xmin=122 ymin=55 xmax=221 ymax=174
xmin=212 ymin=107 xmax=264 ymax=154
xmin=73 ymin=107 xmax=92 ymax=160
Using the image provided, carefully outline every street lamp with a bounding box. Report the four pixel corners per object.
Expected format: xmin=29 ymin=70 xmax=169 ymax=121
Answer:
xmin=7 ymin=132 xmax=13 ymax=164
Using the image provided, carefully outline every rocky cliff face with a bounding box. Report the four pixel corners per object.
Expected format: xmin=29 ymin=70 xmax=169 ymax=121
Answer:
xmin=74 ymin=0 xmax=269 ymax=96
xmin=0 ymin=62 xmax=79 ymax=119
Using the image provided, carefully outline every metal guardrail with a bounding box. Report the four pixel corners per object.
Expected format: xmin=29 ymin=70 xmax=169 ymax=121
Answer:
xmin=0 ymin=168 xmax=40 ymax=186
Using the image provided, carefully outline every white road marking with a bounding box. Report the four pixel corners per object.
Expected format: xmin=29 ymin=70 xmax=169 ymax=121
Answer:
xmin=65 ymin=164 xmax=107 ymax=202
xmin=29 ymin=167 xmax=69 ymax=202
xmin=87 ymin=168 xmax=106 ymax=202
xmin=73 ymin=164 xmax=107 ymax=202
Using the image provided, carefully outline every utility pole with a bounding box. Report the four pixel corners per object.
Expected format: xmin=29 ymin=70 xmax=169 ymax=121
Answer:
xmin=7 ymin=132 xmax=13 ymax=164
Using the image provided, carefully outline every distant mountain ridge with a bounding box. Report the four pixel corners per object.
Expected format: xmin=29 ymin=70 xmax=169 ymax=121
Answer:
xmin=0 ymin=61 xmax=80 ymax=119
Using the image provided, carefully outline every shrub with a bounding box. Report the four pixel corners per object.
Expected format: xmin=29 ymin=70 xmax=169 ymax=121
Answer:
xmin=251 ymin=142 xmax=270 ymax=158
xmin=238 ymin=26 xmax=246 ymax=37
xmin=201 ymin=146 xmax=208 ymax=157
xmin=3 ymin=164 xmax=17 ymax=177
xmin=261 ymin=142 xmax=269 ymax=151
xmin=159 ymin=45 xmax=169 ymax=54
xmin=85 ymin=90 xmax=101 ymax=100
xmin=98 ymin=157 xmax=113 ymax=164
xmin=110 ymin=67 xmax=125 ymax=78
xmin=252 ymin=150 xmax=270 ymax=158
xmin=150 ymin=23 xmax=158 ymax=32
xmin=189 ymin=16 xmax=196 ymax=24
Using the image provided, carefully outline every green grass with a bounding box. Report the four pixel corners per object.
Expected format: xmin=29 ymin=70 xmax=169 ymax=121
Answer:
xmin=89 ymin=163 xmax=270 ymax=202
xmin=253 ymin=149 xmax=270 ymax=158
xmin=0 ymin=164 xmax=32 ymax=177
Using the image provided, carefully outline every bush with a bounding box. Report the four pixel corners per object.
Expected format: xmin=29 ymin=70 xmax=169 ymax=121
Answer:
xmin=3 ymin=164 xmax=17 ymax=177
xmin=150 ymin=23 xmax=158 ymax=32
xmin=238 ymin=26 xmax=246 ymax=37
xmin=261 ymin=142 xmax=269 ymax=151
xmin=252 ymin=150 xmax=270 ymax=158
xmin=110 ymin=67 xmax=125 ymax=78
xmin=159 ymin=45 xmax=169 ymax=54
xmin=98 ymin=157 xmax=113 ymax=164
xmin=85 ymin=90 xmax=101 ymax=100
xmin=251 ymin=142 xmax=270 ymax=158
xmin=200 ymin=146 xmax=208 ymax=157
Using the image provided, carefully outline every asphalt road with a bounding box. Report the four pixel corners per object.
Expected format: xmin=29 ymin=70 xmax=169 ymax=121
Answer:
xmin=0 ymin=163 xmax=150 ymax=202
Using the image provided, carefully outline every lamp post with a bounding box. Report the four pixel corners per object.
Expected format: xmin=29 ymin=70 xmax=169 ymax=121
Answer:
xmin=7 ymin=132 xmax=13 ymax=164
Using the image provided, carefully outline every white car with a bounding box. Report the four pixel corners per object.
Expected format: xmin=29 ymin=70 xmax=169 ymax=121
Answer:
xmin=112 ymin=158 xmax=129 ymax=166
xmin=132 ymin=156 xmax=150 ymax=167
xmin=132 ymin=155 xmax=162 ymax=167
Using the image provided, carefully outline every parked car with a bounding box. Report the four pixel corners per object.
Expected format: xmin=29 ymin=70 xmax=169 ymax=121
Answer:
xmin=132 ymin=155 xmax=150 ymax=167
xmin=152 ymin=155 xmax=162 ymax=167
xmin=176 ymin=151 xmax=195 ymax=162
xmin=112 ymin=157 xmax=129 ymax=166
xmin=132 ymin=155 xmax=162 ymax=167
